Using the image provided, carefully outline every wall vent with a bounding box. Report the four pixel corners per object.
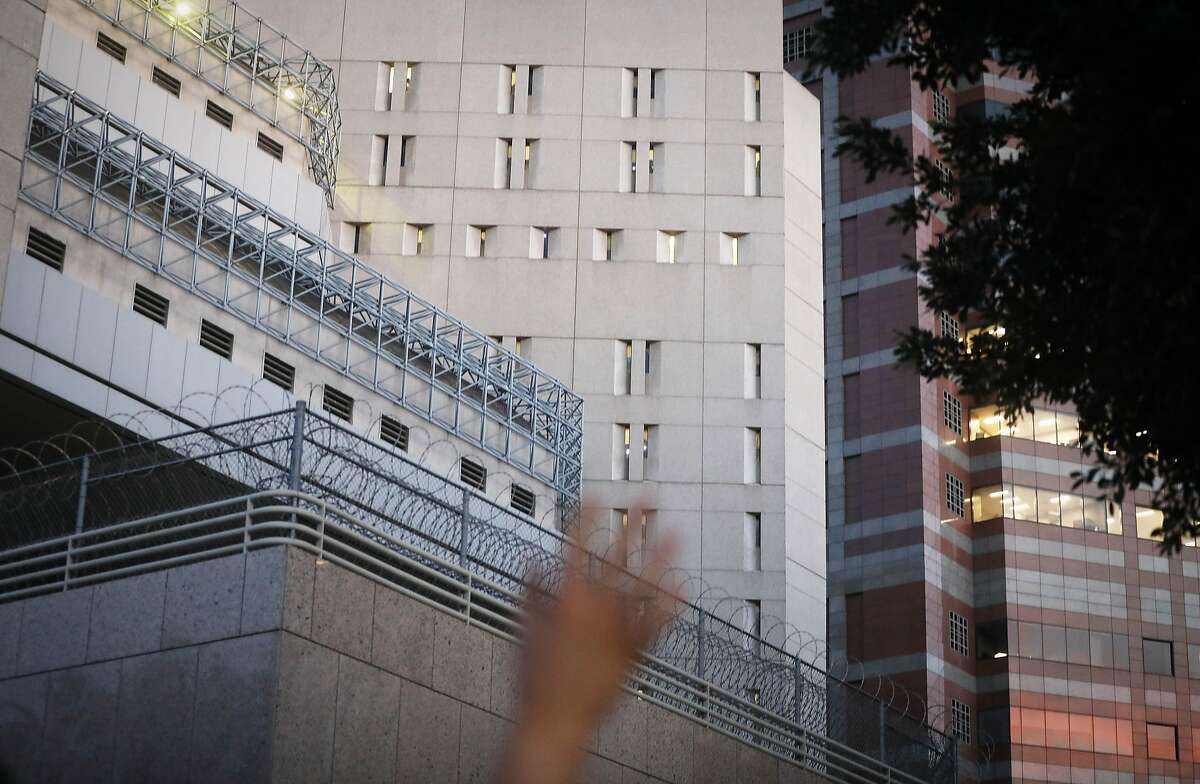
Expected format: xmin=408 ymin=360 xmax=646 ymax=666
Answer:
xmin=257 ymin=132 xmax=284 ymax=161
xmin=151 ymin=66 xmax=182 ymax=98
xmin=322 ymin=384 xmax=354 ymax=422
xmin=25 ymin=227 xmax=65 ymax=271
xmin=96 ymin=32 xmax=127 ymax=64
xmin=510 ymin=484 xmax=536 ymax=517
xmin=460 ymin=458 xmax=487 ymax=492
xmin=205 ymin=100 xmax=234 ymax=130
xmin=262 ymin=352 xmax=295 ymax=392
xmin=380 ymin=415 xmax=410 ymax=451
xmin=132 ymin=284 xmax=169 ymax=326
xmin=198 ymin=319 xmax=234 ymax=359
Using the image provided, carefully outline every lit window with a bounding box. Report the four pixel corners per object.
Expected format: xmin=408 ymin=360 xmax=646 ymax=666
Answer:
xmin=945 ymin=473 xmax=966 ymax=518
xmin=943 ymin=390 xmax=962 ymax=435
xmin=939 ymin=311 xmax=961 ymax=341
xmin=948 ymin=611 xmax=969 ymax=657
xmin=1136 ymin=507 xmax=1165 ymax=541
xmin=950 ymin=699 xmax=972 ymax=745
xmin=783 ymin=26 xmax=815 ymax=63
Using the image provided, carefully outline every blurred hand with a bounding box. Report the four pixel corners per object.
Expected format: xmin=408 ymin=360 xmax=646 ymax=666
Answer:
xmin=498 ymin=504 xmax=678 ymax=784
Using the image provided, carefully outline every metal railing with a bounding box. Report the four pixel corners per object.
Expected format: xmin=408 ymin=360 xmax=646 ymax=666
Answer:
xmin=0 ymin=405 xmax=956 ymax=783
xmin=18 ymin=71 xmax=583 ymax=509
xmin=73 ymin=0 xmax=341 ymax=204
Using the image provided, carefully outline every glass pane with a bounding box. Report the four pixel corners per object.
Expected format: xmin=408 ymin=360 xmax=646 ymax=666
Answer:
xmin=1019 ymin=622 xmax=1043 ymax=659
xmin=1034 ymin=410 xmax=1058 ymax=443
xmin=1093 ymin=716 xmax=1117 ymax=754
xmin=1113 ymin=634 xmax=1131 ymax=670
xmin=1147 ymin=723 xmax=1177 ymax=760
xmin=1108 ymin=502 xmax=1123 ymax=535
xmin=1067 ymin=628 xmax=1090 ymax=665
xmin=973 ymin=485 xmax=1005 ymax=522
xmin=969 ymin=405 xmax=1003 ymax=440
xmin=1045 ymin=711 xmax=1070 ymax=749
xmin=1043 ymin=625 xmax=1067 ymax=662
xmin=1069 ymin=713 xmax=1093 ymax=751
xmin=1144 ymin=638 xmax=1174 ymax=676
xmin=1010 ymin=410 xmax=1034 ymax=440
xmin=1021 ymin=707 xmax=1046 ymax=747
xmin=1189 ymin=644 xmax=1200 ymax=678
xmin=1090 ymin=631 xmax=1114 ymax=668
xmin=1056 ymin=412 xmax=1080 ymax=446
xmin=1117 ymin=720 xmax=1134 ymax=756
xmin=1060 ymin=493 xmax=1086 ymax=529
xmin=1011 ymin=485 xmax=1037 ymax=522
xmin=1037 ymin=488 xmax=1061 ymax=526
xmin=1136 ymin=507 xmax=1164 ymax=540
xmin=1083 ymin=496 xmax=1108 ymax=533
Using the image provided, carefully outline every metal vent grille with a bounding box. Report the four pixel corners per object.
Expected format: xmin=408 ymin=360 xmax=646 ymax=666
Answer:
xmin=510 ymin=484 xmax=535 ymax=517
xmin=380 ymin=415 xmax=409 ymax=451
xmin=460 ymin=458 xmax=487 ymax=492
xmin=322 ymin=385 xmax=354 ymax=422
xmin=198 ymin=319 xmax=234 ymax=359
xmin=205 ymin=100 xmax=234 ymax=130
xmin=257 ymin=132 xmax=284 ymax=161
xmin=262 ymin=353 xmax=295 ymax=392
xmin=132 ymin=284 xmax=169 ymax=326
xmin=151 ymin=66 xmax=181 ymax=97
xmin=96 ymin=32 xmax=127 ymax=64
xmin=25 ymin=227 xmax=65 ymax=271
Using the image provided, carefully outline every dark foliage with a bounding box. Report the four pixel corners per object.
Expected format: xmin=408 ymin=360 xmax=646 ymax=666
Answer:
xmin=807 ymin=2 xmax=1200 ymax=549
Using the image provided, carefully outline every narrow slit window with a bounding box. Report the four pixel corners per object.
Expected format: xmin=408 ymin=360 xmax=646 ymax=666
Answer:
xmin=744 ymin=513 xmax=762 ymax=571
xmin=385 ymin=62 xmax=396 ymax=109
xmin=508 ymin=65 xmax=517 ymax=112
xmin=405 ymin=63 xmax=415 ymax=95
xmin=399 ymin=135 xmax=413 ymax=167
xmin=371 ymin=135 xmax=389 ymax=186
xmin=527 ymin=65 xmax=539 ymax=97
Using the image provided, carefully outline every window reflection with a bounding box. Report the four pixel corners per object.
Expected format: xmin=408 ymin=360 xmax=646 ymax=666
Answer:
xmin=1010 ymin=709 xmax=1135 ymax=756
xmin=972 ymin=483 xmax=1122 ymax=535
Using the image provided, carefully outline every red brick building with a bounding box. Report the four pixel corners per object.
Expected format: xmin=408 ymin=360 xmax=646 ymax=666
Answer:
xmin=785 ymin=3 xmax=1200 ymax=782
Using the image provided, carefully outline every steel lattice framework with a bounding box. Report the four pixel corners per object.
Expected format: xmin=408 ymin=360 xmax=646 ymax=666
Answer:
xmin=0 ymin=405 xmax=958 ymax=783
xmin=73 ymin=0 xmax=341 ymax=204
xmin=18 ymin=72 xmax=583 ymax=509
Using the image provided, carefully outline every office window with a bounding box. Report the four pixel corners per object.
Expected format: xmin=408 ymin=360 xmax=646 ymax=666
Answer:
xmin=948 ymin=611 xmax=969 ymax=657
xmin=198 ymin=320 xmax=234 ymax=360
xmin=322 ymin=385 xmax=355 ymax=422
xmin=257 ymin=132 xmax=284 ymax=161
xmin=151 ymin=66 xmax=182 ymax=97
xmin=1147 ymin=723 xmax=1177 ymax=761
xmin=939 ymin=311 xmax=961 ymax=342
xmin=594 ymin=228 xmax=618 ymax=261
xmin=945 ymin=473 xmax=966 ymax=518
xmin=460 ymin=458 xmax=487 ymax=492
xmin=510 ymin=484 xmax=536 ymax=517
xmin=933 ymin=91 xmax=950 ymax=124
xmin=370 ymin=135 xmax=389 ymax=186
xmin=380 ymin=415 xmax=410 ymax=452
xmin=746 ymin=427 xmax=762 ymax=484
xmin=529 ymin=227 xmax=554 ymax=259
xmin=943 ymin=390 xmax=962 ymax=435
xmin=132 ymin=284 xmax=169 ymax=326
xmin=744 ymin=512 xmax=762 ymax=571
xmin=1144 ymin=639 xmax=1174 ymax=676
xmin=745 ymin=145 xmax=762 ymax=196
xmin=96 ymin=31 xmax=127 ymax=64
xmin=656 ymin=230 xmax=681 ymax=264
xmin=205 ymin=100 xmax=234 ymax=130
xmin=402 ymin=223 xmax=428 ymax=256
xmin=467 ymin=225 xmax=490 ymax=258
xmin=721 ymin=232 xmax=744 ymax=266
xmin=950 ymin=699 xmax=971 ymax=745
xmin=25 ymin=226 xmax=66 ymax=271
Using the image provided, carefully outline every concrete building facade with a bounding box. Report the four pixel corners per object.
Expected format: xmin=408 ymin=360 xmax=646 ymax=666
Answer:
xmin=785 ymin=2 xmax=1200 ymax=782
xmin=271 ymin=0 xmax=828 ymax=638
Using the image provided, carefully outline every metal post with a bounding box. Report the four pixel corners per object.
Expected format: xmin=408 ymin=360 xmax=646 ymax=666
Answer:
xmin=458 ymin=491 xmax=470 ymax=568
xmin=74 ymin=455 xmax=90 ymax=535
xmin=289 ymin=401 xmax=306 ymax=491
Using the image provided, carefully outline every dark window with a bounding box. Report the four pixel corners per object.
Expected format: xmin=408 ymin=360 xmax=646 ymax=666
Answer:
xmin=96 ymin=32 xmax=127 ymax=64
xmin=132 ymin=284 xmax=169 ymax=326
xmin=1143 ymin=638 xmax=1174 ymax=676
xmin=1147 ymin=723 xmax=1177 ymax=760
xmin=25 ymin=226 xmax=66 ymax=271
xmin=262 ymin=353 xmax=295 ymax=392
xmin=206 ymin=100 xmax=234 ymax=130
xmin=1189 ymin=644 xmax=1200 ymax=678
xmin=975 ymin=620 xmax=1009 ymax=660
xmin=198 ymin=320 xmax=234 ymax=360
xmin=152 ymin=67 xmax=182 ymax=98
xmin=257 ymin=132 xmax=284 ymax=161
xmin=510 ymin=484 xmax=535 ymax=517
xmin=380 ymin=415 xmax=409 ymax=451
xmin=322 ymin=385 xmax=354 ymax=422
xmin=460 ymin=458 xmax=487 ymax=492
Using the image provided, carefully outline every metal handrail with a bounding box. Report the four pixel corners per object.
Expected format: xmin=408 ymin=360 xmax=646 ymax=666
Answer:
xmin=0 ymin=491 xmax=928 ymax=784
xmin=72 ymin=0 xmax=341 ymax=204
xmin=18 ymin=71 xmax=583 ymax=507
